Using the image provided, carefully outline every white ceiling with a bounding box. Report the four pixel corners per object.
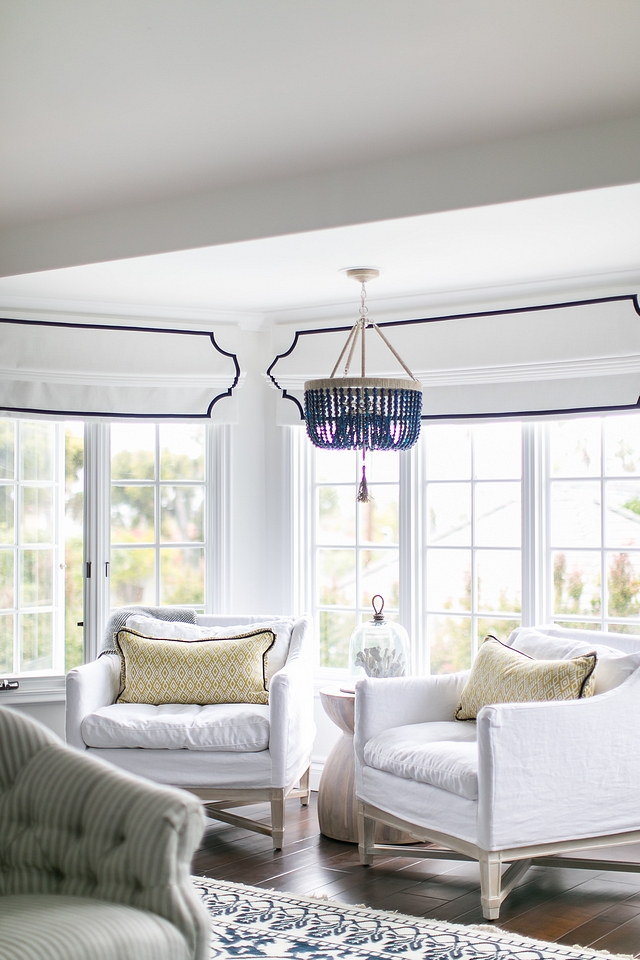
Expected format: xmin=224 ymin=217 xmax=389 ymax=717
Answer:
xmin=1 ymin=1 xmax=640 ymax=322
xmin=0 ymin=183 xmax=639 ymax=328
xmin=2 ymin=0 xmax=640 ymax=228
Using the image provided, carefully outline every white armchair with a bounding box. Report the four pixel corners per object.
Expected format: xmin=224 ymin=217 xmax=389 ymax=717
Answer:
xmin=354 ymin=625 xmax=640 ymax=920
xmin=66 ymin=612 xmax=315 ymax=850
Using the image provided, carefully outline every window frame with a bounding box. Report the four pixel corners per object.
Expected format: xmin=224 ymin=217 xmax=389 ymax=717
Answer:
xmin=311 ymin=447 xmax=402 ymax=677
xmin=109 ymin=423 xmax=208 ymax=614
xmin=420 ymin=421 xmax=524 ymax=673
xmin=299 ymin=411 xmax=640 ymax=680
xmin=0 ymin=420 xmax=66 ymax=680
xmin=545 ymin=417 xmax=640 ymax=634
xmin=0 ymin=418 xmax=230 ymax=701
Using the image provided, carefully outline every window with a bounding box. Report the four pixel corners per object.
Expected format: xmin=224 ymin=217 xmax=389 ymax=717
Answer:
xmin=306 ymin=411 xmax=640 ymax=675
xmin=0 ymin=418 xmax=84 ymax=677
xmin=313 ymin=448 xmax=400 ymax=670
xmin=110 ymin=423 xmax=206 ymax=610
xmin=1 ymin=417 xmax=225 ymax=685
xmin=422 ymin=421 xmax=522 ymax=673
xmin=549 ymin=416 xmax=640 ymax=634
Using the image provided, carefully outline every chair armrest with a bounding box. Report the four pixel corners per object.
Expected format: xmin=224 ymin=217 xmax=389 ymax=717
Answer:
xmin=477 ymin=671 xmax=640 ymax=851
xmin=354 ymin=672 xmax=470 ymax=766
xmin=268 ymin=616 xmax=315 ymax=787
xmin=66 ymin=654 xmax=121 ymax=750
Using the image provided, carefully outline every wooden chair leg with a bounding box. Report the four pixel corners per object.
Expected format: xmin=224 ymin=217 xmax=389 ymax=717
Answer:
xmin=299 ymin=765 xmax=311 ymax=807
xmin=479 ymin=854 xmax=502 ymax=920
xmin=271 ymin=791 xmax=285 ymax=851
xmin=357 ymin=802 xmax=375 ymax=866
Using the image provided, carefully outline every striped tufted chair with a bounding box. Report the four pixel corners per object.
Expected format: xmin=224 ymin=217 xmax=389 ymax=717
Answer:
xmin=0 ymin=707 xmax=209 ymax=960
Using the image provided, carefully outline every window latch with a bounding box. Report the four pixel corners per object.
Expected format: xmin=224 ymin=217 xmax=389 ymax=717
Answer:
xmin=85 ymin=561 xmax=92 ymax=578
xmin=0 ymin=679 xmax=19 ymax=691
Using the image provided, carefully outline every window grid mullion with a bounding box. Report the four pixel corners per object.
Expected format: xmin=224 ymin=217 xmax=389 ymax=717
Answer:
xmin=543 ymin=422 xmax=553 ymax=625
xmin=601 ymin=419 xmax=607 ymax=631
xmin=54 ymin=423 xmax=66 ymax=674
xmin=521 ymin=422 xmax=532 ymax=627
xmin=355 ymin=455 xmax=361 ymax=626
xmin=470 ymin=433 xmax=478 ymax=660
xmin=12 ymin=425 xmax=19 ymax=674
xmin=155 ymin=426 xmax=160 ymax=605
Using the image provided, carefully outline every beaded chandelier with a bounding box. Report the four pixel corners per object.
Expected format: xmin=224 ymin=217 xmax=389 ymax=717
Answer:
xmin=304 ymin=268 xmax=423 ymax=500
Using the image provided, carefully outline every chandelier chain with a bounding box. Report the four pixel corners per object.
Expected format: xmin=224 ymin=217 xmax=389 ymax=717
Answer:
xmin=359 ymin=281 xmax=369 ymax=319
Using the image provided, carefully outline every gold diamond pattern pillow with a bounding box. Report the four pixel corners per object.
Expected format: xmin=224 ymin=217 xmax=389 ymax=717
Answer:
xmin=455 ymin=636 xmax=597 ymax=721
xmin=115 ymin=628 xmax=276 ymax=706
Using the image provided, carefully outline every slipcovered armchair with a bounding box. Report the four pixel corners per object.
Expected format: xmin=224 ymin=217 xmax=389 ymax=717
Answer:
xmin=0 ymin=706 xmax=209 ymax=960
xmin=66 ymin=611 xmax=315 ymax=850
xmin=355 ymin=625 xmax=640 ymax=920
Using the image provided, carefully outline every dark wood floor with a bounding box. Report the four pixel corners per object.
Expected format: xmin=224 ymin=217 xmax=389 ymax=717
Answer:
xmin=192 ymin=794 xmax=640 ymax=957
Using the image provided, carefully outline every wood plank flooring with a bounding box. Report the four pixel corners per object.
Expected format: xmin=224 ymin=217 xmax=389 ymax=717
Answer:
xmin=192 ymin=794 xmax=640 ymax=957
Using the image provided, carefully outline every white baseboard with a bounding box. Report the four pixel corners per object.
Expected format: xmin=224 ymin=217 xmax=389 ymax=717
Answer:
xmin=310 ymin=759 xmax=325 ymax=792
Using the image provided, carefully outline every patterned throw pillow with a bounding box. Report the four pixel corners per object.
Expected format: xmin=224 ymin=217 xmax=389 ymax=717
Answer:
xmin=454 ymin=635 xmax=597 ymax=721
xmin=115 ymin=628 xmax=276 ymax=706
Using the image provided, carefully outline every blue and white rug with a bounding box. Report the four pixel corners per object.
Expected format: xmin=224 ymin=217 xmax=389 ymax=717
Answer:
xmin=193 ymin=877 xmax=633 ymax=960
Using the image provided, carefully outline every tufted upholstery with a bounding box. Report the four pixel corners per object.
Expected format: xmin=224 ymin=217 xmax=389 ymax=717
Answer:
xmin=0 ymin=707 xmax=209 ymax=960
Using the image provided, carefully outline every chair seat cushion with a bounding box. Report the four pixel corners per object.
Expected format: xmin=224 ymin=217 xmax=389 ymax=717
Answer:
xmin=0 ymin=895 xmax=190 ymax=960
xmin=364 ymin=721 xmax=479 ymax=800
xmin=82 ymin=702 xmax=270 ymax=751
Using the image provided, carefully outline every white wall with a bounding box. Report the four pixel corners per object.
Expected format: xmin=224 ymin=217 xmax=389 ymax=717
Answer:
xmin=6 ymin=703 xmax=66 ymax=740
xmin=223 ymin=328 xmax=342 ymax=783
xmin=219 ymin=327 xmax=293 ymax=616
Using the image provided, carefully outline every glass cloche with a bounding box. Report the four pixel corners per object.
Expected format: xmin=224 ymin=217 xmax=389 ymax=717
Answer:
xmin=349 ymin=595 xmax=410 ymax=679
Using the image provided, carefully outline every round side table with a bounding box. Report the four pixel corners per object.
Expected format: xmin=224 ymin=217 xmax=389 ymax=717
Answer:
xmin=317 ymin=684 xmax=415 ymax=844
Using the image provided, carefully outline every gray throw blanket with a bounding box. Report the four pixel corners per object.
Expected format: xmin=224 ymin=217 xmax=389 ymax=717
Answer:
xmin=100 ymin=605 xmax=198 ymax=655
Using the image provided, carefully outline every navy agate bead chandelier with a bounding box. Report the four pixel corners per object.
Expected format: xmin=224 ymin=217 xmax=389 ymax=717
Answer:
xmin=304 ymin=268 xmax=423 ymax=500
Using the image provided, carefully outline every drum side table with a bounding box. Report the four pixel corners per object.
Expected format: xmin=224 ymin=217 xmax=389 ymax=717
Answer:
xmin=317 ymin=684 xmax=415 ymax=844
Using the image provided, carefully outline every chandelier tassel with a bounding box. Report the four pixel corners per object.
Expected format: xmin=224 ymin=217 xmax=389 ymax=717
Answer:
xmin=357 ymin=450 xmax=371 ymax=503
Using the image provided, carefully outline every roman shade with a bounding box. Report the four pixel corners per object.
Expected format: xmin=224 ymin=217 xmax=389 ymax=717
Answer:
xmin=268 ymin=294 xmax=640 ymax=423
xmin=0 ymin=317 xmax=240 ymax=419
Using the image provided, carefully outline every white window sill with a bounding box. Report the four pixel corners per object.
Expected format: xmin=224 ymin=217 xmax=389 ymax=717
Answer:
xmin=0 ymin=675 xmax=66 ymax=704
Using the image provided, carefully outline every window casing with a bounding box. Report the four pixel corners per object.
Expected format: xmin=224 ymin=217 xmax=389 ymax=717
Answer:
xmin=109 ymin=423 xmax=207 ymax=611
xmin=422 ymin=420 xmax=523 ymax=674
xmin=546 ymin=416 xmax=640 ymax=634
xmin=1 ymin=418 xmax=228 ymax=691
xmin=0 ymin=419 xmax=84 ymax=678
xmin=313 ymin=448 xmax=400 ymax=672
xmin=305 ymin=411 xmax=640 ymax=676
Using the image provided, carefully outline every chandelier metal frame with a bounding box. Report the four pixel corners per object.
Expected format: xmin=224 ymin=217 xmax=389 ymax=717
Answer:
xmin=304 ymin=268 xmax=423 ymax=455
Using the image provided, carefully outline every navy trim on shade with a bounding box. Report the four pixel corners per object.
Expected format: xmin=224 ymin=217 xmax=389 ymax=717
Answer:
xmin=424 ymin=396 xmax=640 ymax=421
xmin=0 ymin=316 xmax=241 ymax=419
xmin=266 ymin=294 xmax=640 ymax=423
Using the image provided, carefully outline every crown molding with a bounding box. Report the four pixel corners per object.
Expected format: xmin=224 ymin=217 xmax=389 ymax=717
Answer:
xmin=267 ymin=268 xmax=640 ymax=329
xmin=0 ymin=295 xmax=265 ymax=331
xmin=1 ymin=270 xmax=639 ymax=337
